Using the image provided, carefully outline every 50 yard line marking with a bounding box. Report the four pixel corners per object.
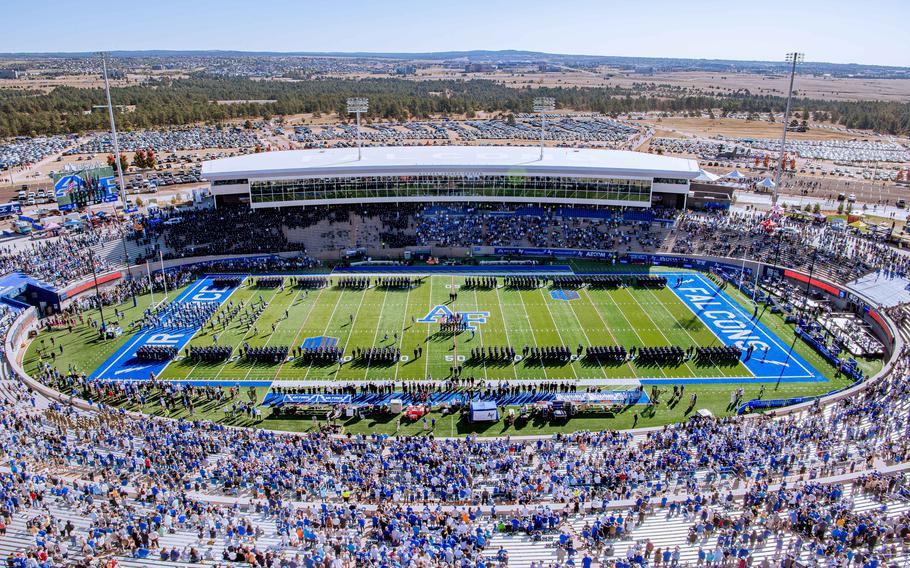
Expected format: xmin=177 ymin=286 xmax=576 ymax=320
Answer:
xmin=393 ymin=282 xmax=413 ymax=381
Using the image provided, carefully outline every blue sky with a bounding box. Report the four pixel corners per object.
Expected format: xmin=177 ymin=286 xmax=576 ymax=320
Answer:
xmin=2 ymin=0 xmax=908 ymax=66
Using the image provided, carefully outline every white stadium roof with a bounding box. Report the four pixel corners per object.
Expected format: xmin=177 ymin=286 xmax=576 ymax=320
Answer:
xmin=202 ymin=145 xmax=700 ymax=180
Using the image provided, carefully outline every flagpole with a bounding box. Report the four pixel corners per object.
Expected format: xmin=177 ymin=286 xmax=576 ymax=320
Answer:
xmin=146 ymin=260 xmax=155 ymax=307
xmin=160 ymin=249 xmax=167 ymax=300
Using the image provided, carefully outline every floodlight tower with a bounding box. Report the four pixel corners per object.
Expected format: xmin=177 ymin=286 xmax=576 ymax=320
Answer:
xmin=100 ymin=52 xmax=136 ymax=304
xmin=533 ymin=96 xmax=555 ymax=160
xmin=772 ymin=52 xmax=804 ymax=205
xmin=100 ymin=52 xmax=128 ymax=210
xmin=346 ymin=97 xmax=369 ymax=160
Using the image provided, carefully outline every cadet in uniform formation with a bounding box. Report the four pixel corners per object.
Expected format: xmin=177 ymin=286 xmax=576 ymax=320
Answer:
xmin=374 ymin=277 xmax=416 ymax=289
xmin=242 ymin=344 xmax=289 ymax=363
xmin=294 ymin=345 xmax=344 ymax=364
xmin=463 ymin=277 xmax=497 ymax=289
xmin=136 ymin=345 xmax=178 ymax=361
xmin=187 ymin=345 xmax=233 ymax=362
xmin=290 ymin=276 xmax=329 ymax=289
xmin=585 ymin=345 xmax=628 ymax=362
xmin=695 ymin=345 xmax=743 ymax=363
xmin=336 ymin=277 xmax=370 ymax=289
xmin=353 ymin=346 xmax=400 ymax=363
xmin=470 ymin=345 xmax=516 ymax=361
xmin=255 ymin=276 xmax=284 ymax=289
xmin=504 ymin=276 xmax=544 ymax=289
xmin=633 ymin=345 xmax=685 ymax=364
xmin=525 ymin=344 xmax=572 ymax=362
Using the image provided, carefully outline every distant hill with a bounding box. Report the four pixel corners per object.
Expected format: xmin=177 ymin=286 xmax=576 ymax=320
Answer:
xmin=1 ymin=49 xmax=907 ymax=78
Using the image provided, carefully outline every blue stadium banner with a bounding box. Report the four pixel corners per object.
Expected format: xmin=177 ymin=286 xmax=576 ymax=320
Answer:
xmin=278 ymin=394 xmax=353 ymax=406
xmin=0 ymin=202 xmax=21 ymax=218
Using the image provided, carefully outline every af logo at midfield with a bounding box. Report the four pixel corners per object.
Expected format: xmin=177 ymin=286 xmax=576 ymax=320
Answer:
xmin=417 ymin=305 xmax=490 ymax=331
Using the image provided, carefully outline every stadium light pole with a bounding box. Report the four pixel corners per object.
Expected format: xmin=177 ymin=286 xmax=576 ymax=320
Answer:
xmin=100 ymin=52 xmax=137 ymax=305
xmin=533 ymin=97 xmax=555 ymax=161
xmin=772 ymin=53 xmax=804 ymax=205
xmin=346 ymin=97 xmax=369 ymax=160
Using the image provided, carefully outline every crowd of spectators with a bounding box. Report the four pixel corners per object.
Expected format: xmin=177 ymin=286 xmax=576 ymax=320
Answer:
xmin=4 ymin=200 xmax=910 ymax=565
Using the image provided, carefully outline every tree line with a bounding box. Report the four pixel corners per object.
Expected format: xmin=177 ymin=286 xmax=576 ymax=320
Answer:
xmin=0 ymin=75 xmax=907 ymax=138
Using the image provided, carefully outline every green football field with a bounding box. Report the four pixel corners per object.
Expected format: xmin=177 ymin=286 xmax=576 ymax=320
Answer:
xmin=24 ymin=271 xmax=881 ymax=387
xmin=160 ymin=274 xmax=755 ymax=382
xmin=22 ymin=268 xmax=887 ymax=435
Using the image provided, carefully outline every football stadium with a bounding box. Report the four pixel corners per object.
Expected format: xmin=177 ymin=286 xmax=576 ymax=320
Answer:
xmin=3 ymin=137 xmax=909 ymax=567
xmin=0 ymin=26 xmax=908 ymax=562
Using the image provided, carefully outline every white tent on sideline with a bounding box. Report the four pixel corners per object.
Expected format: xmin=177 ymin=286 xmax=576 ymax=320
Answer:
xmin=694 ymin=169 xmax=720 ymax=182
xmin=723 ymin=170 xmax=747 ymax=180
xmin=757 ymin=177 xmax=777 ymax=189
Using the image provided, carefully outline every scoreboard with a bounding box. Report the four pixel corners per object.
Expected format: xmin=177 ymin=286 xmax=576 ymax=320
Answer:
xmin=53 ymin=165 xmax=119 ymax=211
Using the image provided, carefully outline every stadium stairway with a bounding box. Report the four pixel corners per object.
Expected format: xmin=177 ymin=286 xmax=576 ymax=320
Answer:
xmin=91 ymin=237 xmax=149 ymax=267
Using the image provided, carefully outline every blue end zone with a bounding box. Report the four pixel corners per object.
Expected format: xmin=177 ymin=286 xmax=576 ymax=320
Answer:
xmin=667 ymin=273 xmax=824 ymax=383
xmin=88 ymin=276 xmax=241 ymax=381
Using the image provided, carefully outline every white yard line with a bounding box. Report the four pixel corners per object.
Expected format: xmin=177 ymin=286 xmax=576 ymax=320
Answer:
xmin=272 ymin=285 xmax=327 ymax=380
xmin=424 ymin=277 xmax=433 ymax=380
xmin=335 ymin=288 xmax=368 ymax=379
xmin=595 ymin=287 xmax=668 ymax=379
xmin=621 ymin=286 xmax=699 ymax=377
xmin=554 ymin=287 xmax=608 ymax=379
xmin=493 ymin=283 xmax=532 ymax=378
xmin=242 ymin=285 xmax=307 ymax=381
xmin=212 ymin=284 xmax=282 ymax=381
xmin=580 ymin=288 xmax=638 ymax=379
xmin=472 ymin=285 xmax=501 ymax=381
xmin=507 ymin=285 xmax=549 ymax=380
xmin=642 ymin=285 xmax=727 ymax=378
xmin=182 ymin=282 xmax=247 ymax=380
xmin=536 ymin=286 xmax=579 ymax=380
xmin=393 ymin=284 xmax=414 ymax=381
xmin=363 ymin=287 xmax=391 ymax=379
xmin=303 ymin=287 xmax=347 ymax=381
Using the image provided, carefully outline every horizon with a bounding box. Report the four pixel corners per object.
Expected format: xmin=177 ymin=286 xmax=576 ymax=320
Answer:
xmin=1 ymin=0 xmax=908 ymax=67
xmin=0 ymin=48 xmax=907 ymax=70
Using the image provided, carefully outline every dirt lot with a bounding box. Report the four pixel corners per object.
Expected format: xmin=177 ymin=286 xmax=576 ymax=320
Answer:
xmin=635 ymin=117 xmax=890 ymax=141
xmin=414 ymin=67 xmax=910 ymax=103
xmin=0 ymin=70 xmax=189 ymax=93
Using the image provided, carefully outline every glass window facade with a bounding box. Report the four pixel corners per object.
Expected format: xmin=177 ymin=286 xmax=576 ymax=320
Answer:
xmin=212 ymin=178 xmax=248 ymax=186
xmin=249 ymin=174 xmax=652 ymax=205
xmin=653 ymin=177 xmax=688 ymax=185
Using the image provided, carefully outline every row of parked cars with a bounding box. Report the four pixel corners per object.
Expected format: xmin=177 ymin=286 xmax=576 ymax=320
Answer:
xmin=16 ymin=188 xmax=54 ymax=206
xmin=124 ymin=167 xmax=202 ymax=193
